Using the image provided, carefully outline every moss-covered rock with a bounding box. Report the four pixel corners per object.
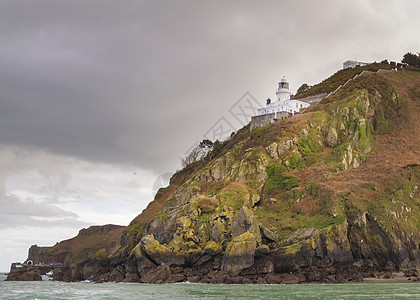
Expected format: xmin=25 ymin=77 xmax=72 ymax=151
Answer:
xmin=131 ymin=242 xmax=156 ymax=276
xmin=266 ymin=142 xmax=279 ymax=160
xmin=204 ymin=241 xmax=222 ymax=256
xmin=231 ymin=206 xmax=261 ymax=244
xmin=261 ymin=226 xmax=279 ymax=242
xmin=211 ymin=219 xmax=226 ymax=242
xmin=140 ymin=234 xmax=172 ymax=265
xmin=326 ymin=126 xmax=339 ymax=146
xmin=222 ymin=232 xmax=257 ymax=276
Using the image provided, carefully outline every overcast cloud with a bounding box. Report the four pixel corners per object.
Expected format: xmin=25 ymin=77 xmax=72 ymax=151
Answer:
xmin=1 ymin=0 xmax=420 ymax=271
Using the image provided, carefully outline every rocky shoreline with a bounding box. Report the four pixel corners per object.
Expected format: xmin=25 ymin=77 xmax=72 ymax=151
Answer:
xmin=50 ymin=262 xmax=419 ymax=284
xmin=6 ymin=264 xmax=419 ymax=284
xmin=48 ymin=218 xmax=420 ymax=285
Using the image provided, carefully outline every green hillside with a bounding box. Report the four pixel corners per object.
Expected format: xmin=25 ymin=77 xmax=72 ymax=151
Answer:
xmin=295 ymin=63 xmax=392 ymax=99
xmin=28 ymin=67 xmax=420 ymax=284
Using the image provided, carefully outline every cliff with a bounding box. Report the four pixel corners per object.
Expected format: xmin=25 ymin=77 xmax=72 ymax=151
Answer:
xmin=27 ymin=68 xmax=420 ymax=284
xmin=27 ymin=224 xmax=125 ymax=267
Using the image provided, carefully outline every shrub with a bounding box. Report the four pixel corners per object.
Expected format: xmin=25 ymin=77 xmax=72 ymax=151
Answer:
xmin=402 ymin=52 xmax=420 ymax=68
xmin=197 ymin=197 xmax=219 ymax=213
xmin=305 ymin=179 xmax=318 ymax=195
xmin=265 ymin=164 xmax=300 ymax=191
xmin=284 ymin=152 xmax=303 ymax=169
xmin=298 ymin=136 xmax=322 ymax=157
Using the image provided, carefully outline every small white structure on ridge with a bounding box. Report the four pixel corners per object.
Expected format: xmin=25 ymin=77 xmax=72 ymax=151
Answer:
xmin=343 ymin=60 xmax=368 ymax=69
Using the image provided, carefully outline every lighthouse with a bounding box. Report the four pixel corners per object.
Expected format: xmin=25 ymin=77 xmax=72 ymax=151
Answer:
xmin=251 ymin=75 xmax=320 ymax=130
xmin=276 ymin=76 xmax=291 ymax=104
xmin=255 ymin=76 xmax=310 ymax=118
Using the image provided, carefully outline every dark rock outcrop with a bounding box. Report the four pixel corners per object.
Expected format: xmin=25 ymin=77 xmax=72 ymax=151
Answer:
xmin=231 ymin=206 xmax=262 ymax=244
xmin=6 ymin=268 xmax=42 ymax=281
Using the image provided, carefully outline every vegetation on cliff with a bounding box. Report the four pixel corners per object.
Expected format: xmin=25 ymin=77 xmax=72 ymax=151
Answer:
xmin=294 ymin=62 xmax=392 ymax=99
xmin=26 ymin=65 xmax=420 ymax=284
xmin=100 ymin=67 xmax=419 ymax=284
xmin=402 ymin=52 xmax=420 ymax=68
xmin=27 ymin=224 xmax=125 ymax=267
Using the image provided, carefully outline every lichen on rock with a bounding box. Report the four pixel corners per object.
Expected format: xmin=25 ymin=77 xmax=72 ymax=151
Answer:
xmin=222 ymin=232 xmax=257 ymax=276
xmin=231 ymin=206 xmax=262 ymax=244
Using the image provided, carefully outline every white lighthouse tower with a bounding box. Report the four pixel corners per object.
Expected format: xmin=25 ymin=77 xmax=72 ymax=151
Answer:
xmin=276 ymin=76 xmax=291 ymax=104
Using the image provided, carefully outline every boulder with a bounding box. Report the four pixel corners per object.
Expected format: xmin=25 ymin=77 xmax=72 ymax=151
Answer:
xmin=140 ymin=234 xmax=172 ymax=265
xmin=204 ymin=241 xmax=222 ymax=256
xmin=231 ymin=206 xmax=261 ymax=243
xmin=404 ymin=268 xmax=419 ymax=278
xmin=265 ymin=272 xmax=285 ymax=284
xmin=109 ymin=267 xmax=125 ymax=282
xmin=123 ymin=272 xmax=140 ymax=282
xmin=132 ymin=242 xmax=156 ymax=276
xmin=326 ymin=126 xmax=338 ymax=146
xmin=140 ymin=234 xmax=187 ymax=267
xmin=168 ymin=235 xmax=189 ymax=252
xmin=211 ymin=220 xmax=226 ymax=242
xmin=251 ymin=194 xmax=261 ymax=207
xmin=5 ymin=268 xmax=42 ymax=281
xmin=241 ymin=255 xmax=274 ymax=275
xmin=68 ymin=266 xmax=83 ymax=282
xmin=140 ymin=265 xmax=171 ymax=283
xmin=194 ymin=254 xmax=213 ymax=266
xmin=221 ymin=232 xmax=257 ymax=276
xmin=282 ymin=274 xmax=300 ymax=284
xmin=148 ymin=218 xmax=177 ymax=245
xmin=165 ymin=273 xmax=185 ymax=283
xmin=255 ymin=245 xmax=270 ymax=257
xmin=177 ymin=216 xmax=192 ymax=231
xmin=277 ymin=141 xmax=290 ymax=156
xmin=82 ymin=258 xmax=110 ymax=281
xmin=266 ymin=143 xmax=279 ymax=160
xmin=261 ymin=226 xmax=279 ymax=242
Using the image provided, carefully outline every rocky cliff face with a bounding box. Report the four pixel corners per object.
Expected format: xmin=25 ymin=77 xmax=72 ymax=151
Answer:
xmin=27 ymin=224 xmax=125 ymax=267
xmin=31 ymin=69 xmax=420 ymax=284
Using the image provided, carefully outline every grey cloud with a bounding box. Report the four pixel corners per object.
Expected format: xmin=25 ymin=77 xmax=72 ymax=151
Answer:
xmin=1 ymin=0 xmax=420 ymax=175
xmin=0 ymin=193 xmax=87 ymax=228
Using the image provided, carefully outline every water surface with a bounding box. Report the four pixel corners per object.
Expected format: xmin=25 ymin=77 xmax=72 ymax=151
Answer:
xmin=1 ymin=273 xmax=419 ymax=299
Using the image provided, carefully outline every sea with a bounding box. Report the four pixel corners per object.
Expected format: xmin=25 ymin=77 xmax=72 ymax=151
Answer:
xmin=1 ymin=273 xmax=419 ymax=300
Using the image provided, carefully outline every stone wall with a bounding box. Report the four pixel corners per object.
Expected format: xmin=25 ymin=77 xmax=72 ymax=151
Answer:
xmin=250 ymin=112 xmax=292 ymax=131
xmin=297 ymin=93 xmax=327 ymax=106
xmin=276 ymin=111 xmax=292 ymax=119
xmin=250 ymin=113 xmax=276 ymax=131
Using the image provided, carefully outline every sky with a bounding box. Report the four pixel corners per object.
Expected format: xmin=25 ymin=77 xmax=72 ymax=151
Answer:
xmin=1 ymin=0 xmax=420 ymax=271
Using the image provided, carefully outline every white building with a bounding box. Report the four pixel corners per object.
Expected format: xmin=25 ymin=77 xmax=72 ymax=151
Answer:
xmin=343 ymin=60 xmax=368 ymax=69
xmin=257 ymin=77 xmax=310 ymax=116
